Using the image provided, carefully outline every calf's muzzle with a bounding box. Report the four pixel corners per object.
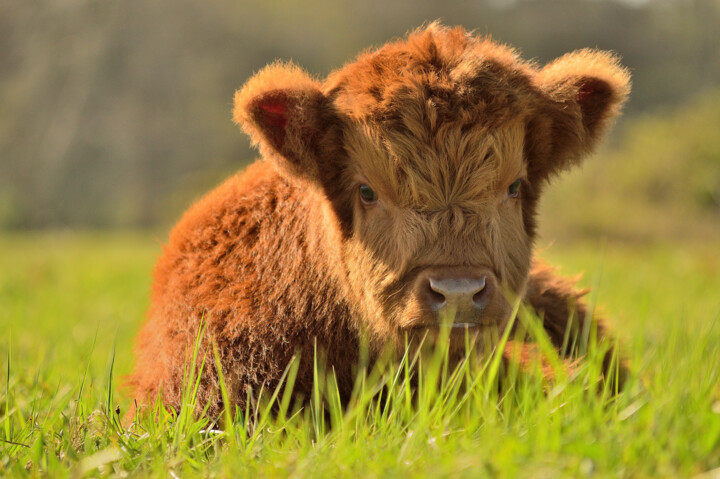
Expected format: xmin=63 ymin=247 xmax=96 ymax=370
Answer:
xmin=414 ymin=267 xmax=498 ymax=327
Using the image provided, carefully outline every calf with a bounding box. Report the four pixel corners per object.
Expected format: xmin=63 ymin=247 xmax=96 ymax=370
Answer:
xmin=130 ymin=23 xmax=630 ymax=416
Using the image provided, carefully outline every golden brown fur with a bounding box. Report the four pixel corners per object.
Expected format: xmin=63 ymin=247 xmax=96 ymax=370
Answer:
xmin=129 ymin=23 xmax=630 ymax=416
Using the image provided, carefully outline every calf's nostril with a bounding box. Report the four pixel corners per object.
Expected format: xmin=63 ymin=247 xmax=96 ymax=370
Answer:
xmin=472 ymin=276 xmax=487 ymax=306
xmin=426 ymin=279 xmax=447 ymax=308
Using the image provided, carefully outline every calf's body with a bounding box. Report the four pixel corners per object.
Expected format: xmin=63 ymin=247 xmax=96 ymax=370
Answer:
xmin=133 ymin=163 xmax=360 ymax=413
xmin=130 ymin=24 xmax=629 ymax=415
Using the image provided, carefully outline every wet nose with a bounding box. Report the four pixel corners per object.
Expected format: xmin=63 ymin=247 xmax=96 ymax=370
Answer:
xmin=424 ymin=276 xmax=489 ymax=313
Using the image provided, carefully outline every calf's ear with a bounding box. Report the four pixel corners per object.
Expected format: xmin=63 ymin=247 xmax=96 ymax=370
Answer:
xmin=233 ymin=62 xmax=341 ymax=184
xmin=530 ymin=50 xmax=630 ymax=179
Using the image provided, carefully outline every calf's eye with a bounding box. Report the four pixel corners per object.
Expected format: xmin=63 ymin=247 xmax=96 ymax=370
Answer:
xmin=359 ymin=184 xmax=379 ymax=204
xmin=507 ymin=179 xmax=522 ymax=198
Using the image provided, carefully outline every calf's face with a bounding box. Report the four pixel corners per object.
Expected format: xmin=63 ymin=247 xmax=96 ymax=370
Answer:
xmin=340 ymin=117 xmax=530 ymax=345
xmin=233 ymin=25 xmax=630 ymax=351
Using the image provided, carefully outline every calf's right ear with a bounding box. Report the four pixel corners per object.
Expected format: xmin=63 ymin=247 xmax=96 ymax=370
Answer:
xmin=233 ymin=62 xmax=341 ymax=184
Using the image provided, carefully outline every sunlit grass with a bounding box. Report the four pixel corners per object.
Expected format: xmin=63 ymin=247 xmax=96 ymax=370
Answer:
xmin=1 ymin=232 xmax=719 ymax=477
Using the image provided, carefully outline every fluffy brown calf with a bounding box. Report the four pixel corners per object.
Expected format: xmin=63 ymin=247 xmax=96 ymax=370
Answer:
xmin=130 ymin=23 xmax=630 ymax=416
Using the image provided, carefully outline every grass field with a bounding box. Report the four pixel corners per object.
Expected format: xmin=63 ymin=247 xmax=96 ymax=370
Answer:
xmin=1 ymin=232 xmax=719 ymax=477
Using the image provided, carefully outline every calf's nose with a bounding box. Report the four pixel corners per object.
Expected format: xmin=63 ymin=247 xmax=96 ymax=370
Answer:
xmin=424 ymin=276 xmax=489 ymax=314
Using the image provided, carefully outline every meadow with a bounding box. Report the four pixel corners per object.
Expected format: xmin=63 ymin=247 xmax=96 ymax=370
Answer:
xmin=1 ymin=232 xmax=718 ymax=478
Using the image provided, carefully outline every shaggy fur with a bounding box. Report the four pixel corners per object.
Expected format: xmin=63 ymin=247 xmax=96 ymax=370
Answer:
xmin=129 ymin=23 xmax=630 ymax=416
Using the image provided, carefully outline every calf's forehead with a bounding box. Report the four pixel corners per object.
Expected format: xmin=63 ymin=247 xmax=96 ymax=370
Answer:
xmin=342 ymin=113 xmax=527 ymax=211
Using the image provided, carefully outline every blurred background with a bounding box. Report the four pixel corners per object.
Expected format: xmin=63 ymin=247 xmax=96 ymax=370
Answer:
xmin=1 ymin=0 xmax=719 ymax=242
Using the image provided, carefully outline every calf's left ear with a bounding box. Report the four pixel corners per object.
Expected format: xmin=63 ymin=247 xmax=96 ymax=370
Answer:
xmin=531 ymin=50 xmax=631 ymax=178
xmin=233 ymin=62 xmax=341 ymax=185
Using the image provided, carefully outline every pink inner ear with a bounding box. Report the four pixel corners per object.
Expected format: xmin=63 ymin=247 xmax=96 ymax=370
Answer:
xmin=258 ymin=99 xmax=288 ymax=129
xmin=576 ymin=78 xmax=610 ymax=105
xmin=577 ymin=82 xmax=597 ymax=102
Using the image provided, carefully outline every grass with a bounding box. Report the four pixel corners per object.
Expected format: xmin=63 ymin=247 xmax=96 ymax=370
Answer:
xmin=1 ymin=232 xmax=719 ymax=478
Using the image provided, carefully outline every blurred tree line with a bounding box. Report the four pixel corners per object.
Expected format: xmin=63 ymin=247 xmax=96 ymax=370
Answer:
xmin=0 ymin=0 xmax=718 ymax=230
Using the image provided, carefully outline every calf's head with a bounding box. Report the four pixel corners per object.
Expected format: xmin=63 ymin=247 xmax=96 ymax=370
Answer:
xmin=234 ymin=24 xmax=630 ymax=351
